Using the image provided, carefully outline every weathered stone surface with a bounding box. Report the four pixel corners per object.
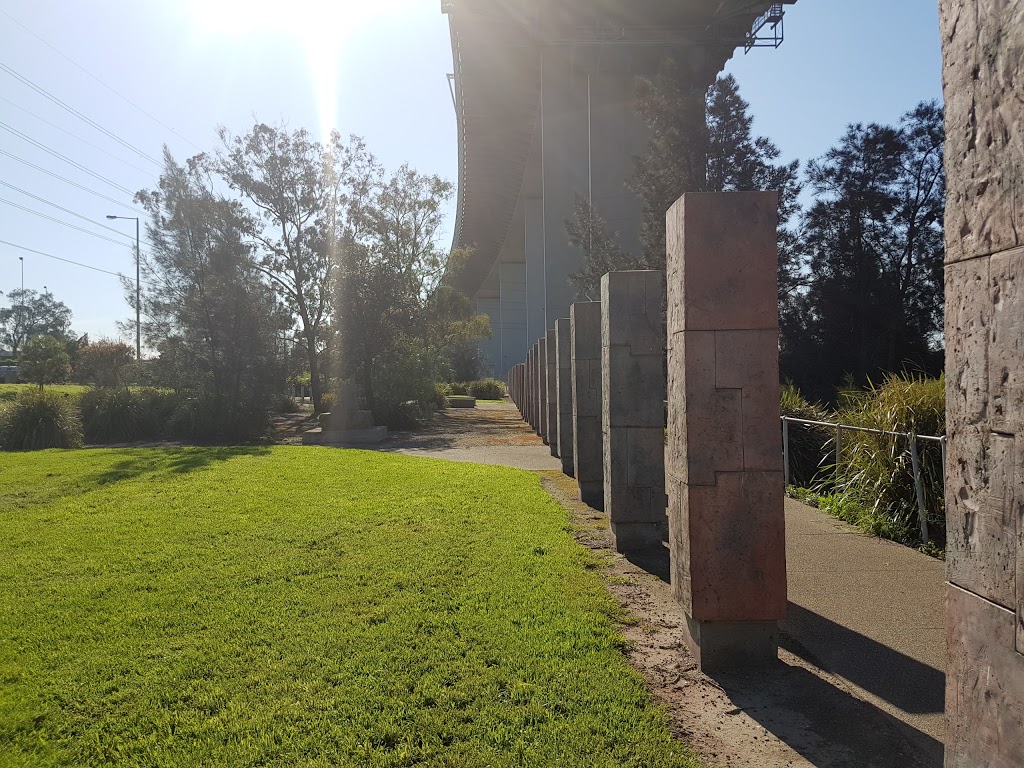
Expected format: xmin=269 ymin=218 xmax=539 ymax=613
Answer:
xmin=665 ymin=192 xmax=784 ymax=669
xmin=990 ymin=248 xmax=1024 ymax=434
xmin=666 ymin=191 xmax=779 ymax=332
xmin=941 ymin=3 xmax=1024 ymax=762
xmin=601 ymin=271 xmax=667 ymax=553
xmin=946 ymin=584 xmax=1024 ymax=768
xmin=571 ymin=302 xmax=603 ymax=509
xmin=671 ymin=472 xmax=787 ymax=621
xmin=546 ymin=328 xmax=558 ymax=457
xmin=555 ymin=318 xmax=574 ymax=475
xmin=940 ymin=0 xmax=1024 ymax=264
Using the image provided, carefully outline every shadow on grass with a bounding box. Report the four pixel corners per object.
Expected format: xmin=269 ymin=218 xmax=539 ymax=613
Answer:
xmin=90 ymin=446 xmax=271 ymax=486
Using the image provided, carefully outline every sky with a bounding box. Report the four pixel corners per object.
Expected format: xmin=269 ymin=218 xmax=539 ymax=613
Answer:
xmin=0 ymin=0 xmax=942 ymax=344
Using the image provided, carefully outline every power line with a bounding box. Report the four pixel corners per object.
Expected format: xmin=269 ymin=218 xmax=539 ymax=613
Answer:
xmin=0 ymin=149 xmax=143 ymax=213
xmin=0 ymin=120 xmax=137 ymax=195
xmin=0 ymin=96 xmax=158 ymax=176
xmin=0 ymin=180 xmax=154 ymax=247
xmin=0 ymin=60 xmax=161 ymax=166
xmin=0 ymin=196 xmax=134 ymax=248
xmin=0 ymin=239 xmax=142 ymax=283
xmin=0 ymin=8 xmax=203 ymax=153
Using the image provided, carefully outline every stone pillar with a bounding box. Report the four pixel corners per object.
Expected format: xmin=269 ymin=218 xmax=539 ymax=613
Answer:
xmin=532 ymin=343 xmax=540 ymax=431
xmin=527 ymin=345 xmax=536 ymax=429
xmin=546 ymin=328 xmax=559 ymax=457
xmin=555 ymin=317 xmax=574 ymax=476
xmin=538 ymin=338 xmax=549 ymax=442
xmin=940 ymin=3 xmax=1024 ymax=765
xmin=601 ymin=270 xmax=667 ymax=552
xmin=572 ymin=301 xmax=603 ymax=508
xmin=665 ymin=191 xmax=785 ymax=671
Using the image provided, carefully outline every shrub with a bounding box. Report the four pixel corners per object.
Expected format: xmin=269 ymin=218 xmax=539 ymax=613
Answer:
xmin=467 ymin=379 xmax=505 ymax=400
xmin=448 ymin=382 xmax=469 ymax=396
xmin=273 ymin=393 xmax=299 ymax=414
xmin=0 ymin=391 xmax=82 ymax=450
xmin=780 ymin=383 xmax=832 ymax=487
xmin=79 ymin=388 xmax=180 ymax=444
xmin=74 ymin=340 xmax=135 ymax=388
xmin=20 ymin=335 xmax=71 ymax=390
xmin=319 ymin=392 xmax=336 ymax=414
xmin=831 ymin=374 xmax=946 ymax=546
xmin=167 ymin=395 xmax=268 ymax=444
xmin=433 ymin=383 xmax=451 ymax=409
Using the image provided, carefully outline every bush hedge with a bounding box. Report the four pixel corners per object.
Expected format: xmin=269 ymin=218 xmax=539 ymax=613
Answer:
xmin=0 ymin=391 xmax=83 ymax=450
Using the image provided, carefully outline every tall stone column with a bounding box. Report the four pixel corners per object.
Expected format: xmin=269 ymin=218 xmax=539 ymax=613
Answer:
xmin=572 ymin=301 xmax=603 ymax=508
xmin=940 ymin=3 xmax=1024 ymax=765
xmin=665 ymin=192 xmax=785 ymax=671
xmin=555 ymin=317 xmax=574 ymax=476
xmin=546 ymin=328 xmax=559 ymax=457
xmin=539 ymin=337 xmax=549 ymax=443
xmin=528 ymin=345 xmax=537 ymax=429
xmin=601 ymin=270 xmax=667 ymax=552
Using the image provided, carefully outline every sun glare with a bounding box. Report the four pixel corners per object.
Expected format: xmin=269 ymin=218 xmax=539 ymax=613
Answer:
xmin=184 ymin=0 xmax=417 ymax=138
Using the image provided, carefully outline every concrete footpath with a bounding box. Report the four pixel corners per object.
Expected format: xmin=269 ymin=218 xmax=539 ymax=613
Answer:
xmin=783 ymin=499 xmax=945 ymax=744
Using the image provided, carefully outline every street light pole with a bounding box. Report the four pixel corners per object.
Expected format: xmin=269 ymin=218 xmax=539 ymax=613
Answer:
xmin=106 ymin=215 xmax=141 ymax=361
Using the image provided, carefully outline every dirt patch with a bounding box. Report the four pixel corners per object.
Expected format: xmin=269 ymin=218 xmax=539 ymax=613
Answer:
xmin=540 ymin=472 xmax=942 ymax=768
xmin=381 ymin=401 xmax=545 ymax=450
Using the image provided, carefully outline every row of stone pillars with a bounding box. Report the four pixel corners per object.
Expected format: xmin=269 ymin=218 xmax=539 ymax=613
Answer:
xmin=509 ymin=191 xmax=786 ymax=670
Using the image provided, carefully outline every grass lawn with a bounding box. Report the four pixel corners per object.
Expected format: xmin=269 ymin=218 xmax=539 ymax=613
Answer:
xmin=0 ymin=385 xmax=91 ymax=402
xmin=0 ymin=447 xmax=697 ymax=767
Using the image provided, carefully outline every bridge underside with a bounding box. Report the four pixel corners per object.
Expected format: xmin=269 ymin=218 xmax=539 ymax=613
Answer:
xmin=444 ymin=0 xmax=793 ymax=376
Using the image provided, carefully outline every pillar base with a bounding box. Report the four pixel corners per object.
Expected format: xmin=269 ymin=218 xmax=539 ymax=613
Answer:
xmin=579 ymin=482 xmax=604 ymax=511
xmin=610 ymin=521 xmax=667 ymax=553
xmin=683 ymin=616 xmax=778 ymax=672
xmin=560 ymin=456 xmax=574 ymax=477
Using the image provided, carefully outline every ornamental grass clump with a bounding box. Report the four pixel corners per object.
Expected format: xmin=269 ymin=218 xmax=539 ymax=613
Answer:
xmin=780 ymin=383 xmax=832 ymax=488
xmin=468 ymin=379 xmax=506 ymax=400
xmin=0 ymin=390 xmax=82 ymax=450
xmin=830 ymin=374 xmax=946 ymax=546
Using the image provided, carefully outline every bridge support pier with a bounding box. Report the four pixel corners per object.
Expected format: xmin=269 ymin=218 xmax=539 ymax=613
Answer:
xmin=601 ymin=271 xmax=668 ymax=553
xmin=539 ymin=336 xmax=549 ymax=443
xmin=666 ymin=192 xmax=785 ymax=671
xmin=572 ymin=302 xmax=603 ymax=509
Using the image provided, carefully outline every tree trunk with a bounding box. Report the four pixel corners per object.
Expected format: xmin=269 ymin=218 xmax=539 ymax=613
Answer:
xmin=306 ymin=327 xmax=323 ymax=413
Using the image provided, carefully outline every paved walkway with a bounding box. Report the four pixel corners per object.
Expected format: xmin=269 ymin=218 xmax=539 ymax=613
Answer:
xmin=365 ymin=401 xmax=946 ymax=764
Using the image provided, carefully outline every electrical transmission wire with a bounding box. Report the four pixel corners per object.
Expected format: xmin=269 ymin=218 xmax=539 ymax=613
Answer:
xmin=0 ymin=238 xmax=150 ymax=284
xmin=0 ymin=96 xmax=158 ymax=177
xmin=0 ymin=60 xmax=161 ymax=166
xmin=0 ymin=149 xmax=143 ymax=213
xmin=0 ymin=120 xmax=137 ymax=195
xmin=0 ymin=180 xmax=154 ymax=247
xmin=0 ymin=196 xmax=135 ymax=248
xmin=0 ymin=8 xmax=203 ymax=153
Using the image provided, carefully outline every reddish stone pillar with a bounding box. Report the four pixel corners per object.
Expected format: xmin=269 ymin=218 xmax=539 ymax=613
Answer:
xmin=601 ymin=270 xmax=668 ymax=553
xmin=572 ymin=301 xmax=603 ymax=508
xmin=941 ymin=2 xmax=1024 ymax=765
xmin=546 ymin=328 xmax=558 ymax=456
xmin=555 ymin=317 xmax=574 ymax=476
xmin=539 ymin=336 xmax=549 ymax=443
xmin=665 ymin=191 xmax=785 ymax=670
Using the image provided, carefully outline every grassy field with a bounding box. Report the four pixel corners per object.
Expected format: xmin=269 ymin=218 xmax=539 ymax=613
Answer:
xmin=0 ymin=384 xmax=91 ymax=402
xmin=0 ymin=447 xmax=697 ymax=767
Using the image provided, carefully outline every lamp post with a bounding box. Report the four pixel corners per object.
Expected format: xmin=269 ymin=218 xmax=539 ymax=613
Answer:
xmin=106 ymin=215 xmax=141 ymax=361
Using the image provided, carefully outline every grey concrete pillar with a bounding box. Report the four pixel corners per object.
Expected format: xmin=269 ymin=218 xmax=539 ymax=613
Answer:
xmin=940 ymin=3 xmax=1024 ymax=764
xmin=499 ymin=263 xmax=528 ymax=376
xmin=555 ymin=317 xmax=574 ymax=476
xmin=666 ymin=192 xmax=785 ymax=671
xmin=528 ymin=345 xmax=537 ymax=429
xmin=476 ymin=297 xmax=501 ymax=376
xmin=546 ymin=328 xmax=558 ymax=457
xmin=572 ymin=301 xmax=603 ymax=508
xmin=525 ymin=197 xmax=546 ymax=344
xmin=601 ymin=270 xmax=667 ymax=552
xmin=539 ymin=336 xmax=549 ymax=443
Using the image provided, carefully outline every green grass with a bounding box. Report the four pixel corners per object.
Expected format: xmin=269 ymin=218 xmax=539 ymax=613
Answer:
xmin=0 ymin=384 xmax=90 ymax=402
xmin=0 ymin=447 xmax=697 ymax=767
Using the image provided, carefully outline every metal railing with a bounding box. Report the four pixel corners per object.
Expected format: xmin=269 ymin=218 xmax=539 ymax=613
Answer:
xmin=781 ymin=416 xmax=946 ymax=545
